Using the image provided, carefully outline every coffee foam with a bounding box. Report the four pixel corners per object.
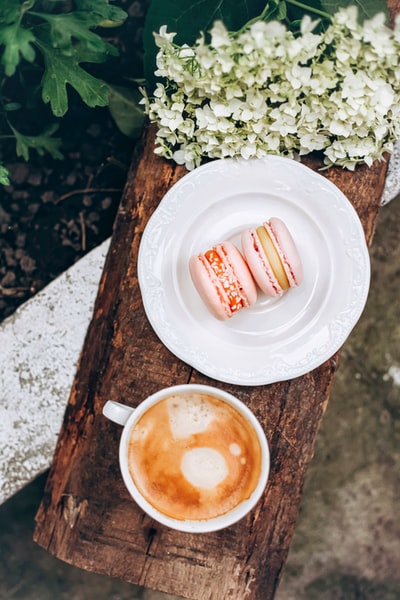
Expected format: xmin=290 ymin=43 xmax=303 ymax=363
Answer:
xmin=127 ymin=392 xmax=262 ymax=521
xmin=166 ymin=394 xmax=214 ymax=438
xmin=229 ymin=443 xmax=242 ymax=457
xmin=181 ymin=447 xmax=228 ymax=489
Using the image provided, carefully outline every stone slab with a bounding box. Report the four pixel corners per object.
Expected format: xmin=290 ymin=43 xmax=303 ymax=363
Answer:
xmin=0 ymin=239 xmax=110 ymax=504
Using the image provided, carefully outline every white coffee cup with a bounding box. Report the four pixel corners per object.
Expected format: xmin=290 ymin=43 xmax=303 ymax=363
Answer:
xmin=103 ymin=384 xmax=270 ymax=533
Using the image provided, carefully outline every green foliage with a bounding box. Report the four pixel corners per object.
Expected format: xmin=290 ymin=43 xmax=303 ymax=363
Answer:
xmin=0 ymin=0 xmax=127 ymax=183
xmin=0 ymin=22 xmax=36 ymax=76
xmin=0 ymin=0 xmax=126 ymax=84
xmin=8 ymin=122 xmax=63 ymax=162
xmin=36 ymin=31 xmax=112 ymax=117
xmin=108 ymin=83 xmax=146 ymax=138
xmin=0 ymin=162 xmax=10 ymax=186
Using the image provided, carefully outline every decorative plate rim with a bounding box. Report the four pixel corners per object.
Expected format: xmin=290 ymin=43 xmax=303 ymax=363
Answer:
xmin=138 ymin=156 xmax=370 ymax=386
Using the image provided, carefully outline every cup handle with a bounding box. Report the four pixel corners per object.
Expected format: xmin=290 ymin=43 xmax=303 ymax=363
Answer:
xmin=103 ymin=400 xmax=134 ymax=426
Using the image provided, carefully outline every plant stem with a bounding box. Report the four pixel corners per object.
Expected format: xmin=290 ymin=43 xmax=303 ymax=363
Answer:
xmin=285 ymin=0 xmax=331 ymax=21
xmin=55 ymin=187 xmax=123 ymax=203
xmin=233 ymin=3 xmax=272 ymax=34
xmin=243 ymin=3 xmax=272 ymax=28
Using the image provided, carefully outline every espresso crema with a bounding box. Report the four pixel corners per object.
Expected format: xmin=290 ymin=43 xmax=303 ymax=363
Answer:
xmin=127 ymin=392 xmax=262 ymax=521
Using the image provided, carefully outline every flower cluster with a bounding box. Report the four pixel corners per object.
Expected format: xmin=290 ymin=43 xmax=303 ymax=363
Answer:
xmin=141 ymin=7 xmax=400 ymax=171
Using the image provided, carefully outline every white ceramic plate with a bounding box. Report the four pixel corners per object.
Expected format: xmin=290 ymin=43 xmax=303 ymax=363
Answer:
xmin=138 ymin=157 xmax=370 ymax=386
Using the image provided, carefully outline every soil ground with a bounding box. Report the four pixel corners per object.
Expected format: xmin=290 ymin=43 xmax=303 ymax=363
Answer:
xmin=0 ymin=0 xmax=147 ymax=322
xmin=0 ymin=106 xmax=133 ymax=321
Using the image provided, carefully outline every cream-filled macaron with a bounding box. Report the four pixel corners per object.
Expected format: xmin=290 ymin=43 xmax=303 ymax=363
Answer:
xmin=241 ymin=217 xmax=303 ymax=297
xmin=189 ymin=241 xmax=257 ymax=320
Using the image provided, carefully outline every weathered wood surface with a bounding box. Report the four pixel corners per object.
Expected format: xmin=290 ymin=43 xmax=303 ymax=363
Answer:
xmin=34 ymin=2 xmax=399 ymax=591
xmin=33 ymin=120 xmax=388 ymax=599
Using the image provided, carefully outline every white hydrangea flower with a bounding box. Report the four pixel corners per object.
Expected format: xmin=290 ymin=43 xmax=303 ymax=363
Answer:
xmin=210 ymin=20 xmax=231 ymax=48
xmin=143 ymin=10 xmax=400 ymax=170
xmin=153 ymin=25 xmax=176 ymax=48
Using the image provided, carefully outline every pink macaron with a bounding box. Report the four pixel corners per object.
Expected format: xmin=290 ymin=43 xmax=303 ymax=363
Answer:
xmin=241 ymin=217 xmax=303 ymax=297
xmin=189 ymin=241 xmax=257 ymax=320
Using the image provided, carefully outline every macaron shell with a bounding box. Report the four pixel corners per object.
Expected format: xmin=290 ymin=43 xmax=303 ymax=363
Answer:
xmin=216 ymin=241 xmax=257 ymax=307
xmin=241 ymin=228 xmax=283 ymax=297
xmin=189 ymin=255 xmax=232 ymax=320
xmin=265 ymin=217 xmax=303 ymax=287
xmin=189 ymin=241 xmax=257 ymax=320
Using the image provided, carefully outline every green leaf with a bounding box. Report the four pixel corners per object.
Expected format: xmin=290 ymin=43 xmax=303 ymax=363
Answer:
xmin=8 ymin=122 xmax=63 ymax=162
xmin=108 ymin=84 xmax=145 ymax=138
xmin=31 ymin=9 xmax=123 ymax=55
xmin=4 ymin=101 xmax=22 ymax=111
xmin=36 ymin=34 xmax=111 ymax=117
xmin=266 ymin=0 xmax=287 ymax=22
xmin=143 ymin=0 xmax=267 ymax=91
xmin=0 ymin=0 xmax=32 ymax=26
xmin=0 ymin=162 xmax=11 ymax=186
xmin=238 ymin=0 xmax=287 ymax=31
xmin=0 ymin=20 xmax=36 ymax=76
xmin=74 ymin=0 xmax=127 ymax=26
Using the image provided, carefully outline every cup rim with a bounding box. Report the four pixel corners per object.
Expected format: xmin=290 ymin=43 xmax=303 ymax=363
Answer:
xmin=118 ymin=383 xmax=270 ymax=533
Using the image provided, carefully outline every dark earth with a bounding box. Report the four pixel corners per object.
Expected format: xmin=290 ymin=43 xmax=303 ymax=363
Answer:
xmin=0 ymin=0 xmax=149 ymax=322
